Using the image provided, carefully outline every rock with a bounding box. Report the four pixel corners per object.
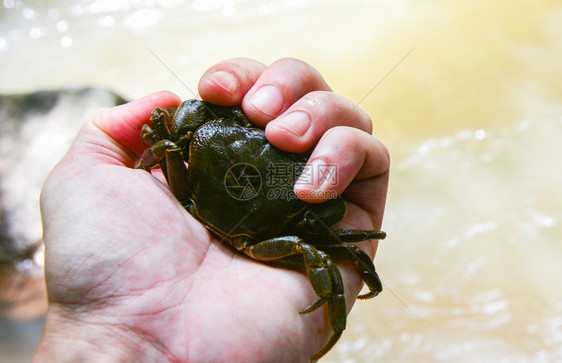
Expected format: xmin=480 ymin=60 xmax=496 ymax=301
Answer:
xmin=0 ymin=87 xmax=127 ymax=318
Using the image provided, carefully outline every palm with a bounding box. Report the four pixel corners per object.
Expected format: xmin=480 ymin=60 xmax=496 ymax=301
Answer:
xmin=44 ymin=162 xmax=341 ymax=361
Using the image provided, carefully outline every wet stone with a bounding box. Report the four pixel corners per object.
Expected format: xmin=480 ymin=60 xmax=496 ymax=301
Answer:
xmin=0 ymin=87 xmax=126 ymax=318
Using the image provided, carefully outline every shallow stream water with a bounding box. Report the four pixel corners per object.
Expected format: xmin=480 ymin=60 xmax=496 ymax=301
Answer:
xmin=1 ymin=0 xmax=561 ymax=361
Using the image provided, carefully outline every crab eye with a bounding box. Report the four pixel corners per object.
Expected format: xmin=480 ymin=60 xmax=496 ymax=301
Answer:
xmin=300 ymin=197 xmax=347 ymax=234
xmin=303 ymin=214 xmax=325 ymax=234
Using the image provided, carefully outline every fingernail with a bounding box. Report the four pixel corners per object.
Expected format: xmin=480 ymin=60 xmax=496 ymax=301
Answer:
xmin=208 ymin=71 xmax=238 ymax=96
xmin=275 ymin=111 xmax=311 ymax=137
xmin=295 ymin=158 xmax=337 ymax=192
xmin=248 ymin=85 xmax=284 ymax=117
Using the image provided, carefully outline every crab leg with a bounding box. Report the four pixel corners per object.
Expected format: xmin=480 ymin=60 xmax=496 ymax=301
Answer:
xmin=163 ymin=148 xmax=190 ymax=206
xmin=138 ymin=107 xmax=173 ymax=171
xmin=336 ymin=229 xmax=386 ymax=242
xmin=139 ymin=140 xmax=191 ymax=205
xmin=233 ymin=236 xmax=346 ymax=360
xmin=140 ymin=139 xmax=176 ymax=169
xmin=150 ymin=107 xmax=172 ymax=140
xmin=320 ymin=244 xmax=382 ymax=299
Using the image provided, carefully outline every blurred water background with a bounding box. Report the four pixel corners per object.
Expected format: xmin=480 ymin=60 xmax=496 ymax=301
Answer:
xmin=1 ymin=0 xmax=561 ymax=361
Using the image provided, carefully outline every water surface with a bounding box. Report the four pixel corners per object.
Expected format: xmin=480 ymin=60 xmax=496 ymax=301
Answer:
xmin=1 ymin=0 xmax=561 ymax=361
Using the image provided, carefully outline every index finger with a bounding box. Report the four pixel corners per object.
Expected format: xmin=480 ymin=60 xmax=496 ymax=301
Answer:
xmin=198 ymin=57 xmax=332 ymax=128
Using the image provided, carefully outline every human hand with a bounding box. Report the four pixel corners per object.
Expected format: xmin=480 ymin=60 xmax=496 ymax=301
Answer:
xmin=35 ymin=58 xmax=389 ymax=362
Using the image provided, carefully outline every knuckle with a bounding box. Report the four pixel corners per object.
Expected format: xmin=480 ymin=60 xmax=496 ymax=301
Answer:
xmin=273 ymin=57 xmax=311 ymax=71
xmin=90 ymin=106 xmax=112 ymax=123
xmin=379 ymin=142 xmax=391 ymax=168
xmin=299 ymin=92 xmax=372 ymax=133
xmin=270 ymin=58 xmax=326 ymax=88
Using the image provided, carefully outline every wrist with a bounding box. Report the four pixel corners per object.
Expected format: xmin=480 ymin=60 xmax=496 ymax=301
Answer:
xmin=33 ymin=305 xmax=174 ymax=363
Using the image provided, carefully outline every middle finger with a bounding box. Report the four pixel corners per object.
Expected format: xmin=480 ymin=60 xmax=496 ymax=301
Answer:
xmin=265 ymin=90 xmax=373 ymax=153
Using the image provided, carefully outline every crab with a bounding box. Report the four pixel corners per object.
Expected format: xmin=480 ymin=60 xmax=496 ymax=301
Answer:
xmin=139 ymin=99 xmax=386 ymax=360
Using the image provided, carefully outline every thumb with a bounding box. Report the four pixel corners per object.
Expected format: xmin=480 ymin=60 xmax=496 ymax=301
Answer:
xmin=85 ymin=91 xmax=182 ymax=167
xmin=40 ymin=91 xmax=181 ymax=229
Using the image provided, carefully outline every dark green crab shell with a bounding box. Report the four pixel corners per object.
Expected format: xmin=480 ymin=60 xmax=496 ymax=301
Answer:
xmin=186 ymin=117 xmax=310 ymax=240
